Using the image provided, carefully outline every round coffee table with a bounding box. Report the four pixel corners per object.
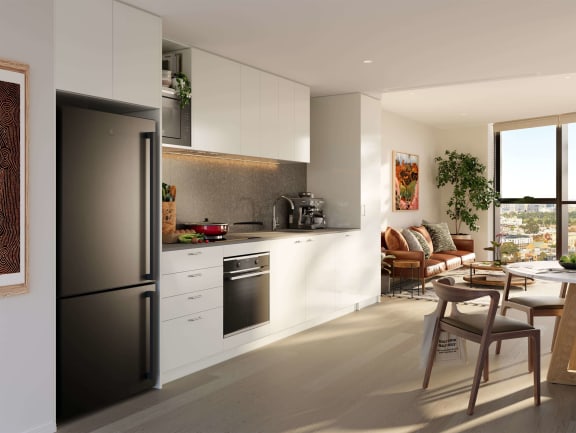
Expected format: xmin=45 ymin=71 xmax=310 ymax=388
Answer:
xmin=463 ymin=261 xmax=533 ymax=289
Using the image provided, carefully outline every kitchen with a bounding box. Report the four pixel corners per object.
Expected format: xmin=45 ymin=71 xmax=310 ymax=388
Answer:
xmin=53 ymin=2 xmax=381 ymax=424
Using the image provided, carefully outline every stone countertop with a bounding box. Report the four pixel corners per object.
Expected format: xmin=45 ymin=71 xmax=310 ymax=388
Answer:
xmin=161 ymin=228 xmax=359 ymax=252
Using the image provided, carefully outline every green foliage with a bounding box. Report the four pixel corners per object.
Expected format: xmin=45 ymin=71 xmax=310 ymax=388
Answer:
xmin=435 ymin=150 xmax=500 ymax=233
xmin=173 ymin=72 xmax=191 ymax=108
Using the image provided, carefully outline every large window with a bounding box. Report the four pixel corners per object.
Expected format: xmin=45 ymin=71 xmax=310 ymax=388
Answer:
xmin=495 ymin=116 xmax=576 ymax=261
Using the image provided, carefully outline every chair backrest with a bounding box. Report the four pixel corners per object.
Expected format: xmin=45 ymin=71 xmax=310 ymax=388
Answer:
xmin=433 ymin=277 xmax=501 ymax=326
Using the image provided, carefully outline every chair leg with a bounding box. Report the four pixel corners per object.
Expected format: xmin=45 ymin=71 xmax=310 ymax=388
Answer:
xmin=423 ymin=325 xmax=442 ymax=389
xmin=467 ymin=341 xmax=490 ymax=415
xmin=527 ymin=311 xmax=535 ymax=372
xmin=532 ymin=331 xmax=541 ymax=407
xmin=496 ymin=306 xmax=509 ymax=354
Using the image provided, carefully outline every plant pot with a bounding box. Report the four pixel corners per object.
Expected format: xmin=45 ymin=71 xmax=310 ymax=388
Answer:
xmin=451 ymin=233 xmax=472 ymax=240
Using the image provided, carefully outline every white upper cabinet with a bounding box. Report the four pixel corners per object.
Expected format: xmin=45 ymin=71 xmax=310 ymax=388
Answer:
xmin=191 ymin=48 xmax=242 ymax=154
xmin=184 ymin=48 xmax=310 ymax=162
xmin=55 ymin=0 xmax=113 ymax=99
xmin=258 ymin=72 xmax=281 ymax=159
xmin=113 ymin=1 xmax=161 ymax=108
xmin=240 ymin=65 xmax=261 ymax=157
xmin=55 ymin=0 xmax=161 ymax=108
xmin=294 ymin=83 xmax=311 ymax=163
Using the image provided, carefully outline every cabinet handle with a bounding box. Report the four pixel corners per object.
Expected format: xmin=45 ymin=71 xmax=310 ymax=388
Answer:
xmin=294 ymin=240 xmax=301 ymax=244
xmin=188 ymin=294 xmax=202 ymax=300
xmin=306 ymin=238 xmax=313 ymax=243
xmin=188 ymin=316 xmax=203 ymax=322
xmin=188 ymin=273 xmax=202 ymax=278
xmin=188 ymin=251 xmax=202 ymax=256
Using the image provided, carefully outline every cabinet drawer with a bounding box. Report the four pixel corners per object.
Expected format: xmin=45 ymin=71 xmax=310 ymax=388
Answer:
xmin=161 ymin=266 xmax=222 ymax=298
xmin=161 ymin=287 xmax=222 ymax=321
xmin=162 ymin=246 xmax=223 ymax=274
xmin=161 ymin=307 xmax=223 ymax=371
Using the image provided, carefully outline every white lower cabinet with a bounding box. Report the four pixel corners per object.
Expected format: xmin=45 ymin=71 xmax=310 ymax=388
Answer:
xmin=160 ymin=231 xmax=374 ymax=383
xmin=270 ymin=237 xmax=307 ymax=332
xmin=305 ymin=234 xmax=339 ymax=320
xmin=160 ymin=247 xmax=223 ymax=373
xmin=335 ymin=231 xmax=363 ymax=308
xmin=161 ymin=307 xmax=222 ymax=372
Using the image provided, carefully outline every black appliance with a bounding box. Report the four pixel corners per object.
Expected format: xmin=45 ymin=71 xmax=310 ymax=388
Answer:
xmin=223 ymin=252 xmax=270 ymax=337
xmin=162 ymin=88 xmax=191 ymax=147
xmin=56 ymin=106 xmax=158 ymax=421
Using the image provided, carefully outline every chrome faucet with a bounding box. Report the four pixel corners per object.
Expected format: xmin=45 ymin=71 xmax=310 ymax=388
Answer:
xmin=272 ymin=195 xmax=295 ymax=231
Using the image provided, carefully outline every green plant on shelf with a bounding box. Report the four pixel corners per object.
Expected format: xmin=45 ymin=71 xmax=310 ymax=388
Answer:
xmin=172 ymin=72 xmax=191 ymax=108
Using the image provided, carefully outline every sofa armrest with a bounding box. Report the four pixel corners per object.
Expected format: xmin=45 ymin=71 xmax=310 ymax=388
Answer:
xmin=453 ymin=238 xmax=474 ymax=252
xmin=382 ymin=248 xmax=425 ymax=263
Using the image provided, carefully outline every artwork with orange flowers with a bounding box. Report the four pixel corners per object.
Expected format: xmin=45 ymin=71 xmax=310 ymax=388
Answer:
xmin=393 ymin=151 xmax=419 ymax=211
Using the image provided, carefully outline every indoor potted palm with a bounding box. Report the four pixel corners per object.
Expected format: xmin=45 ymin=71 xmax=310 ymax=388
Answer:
xmin=434 ymin=150 xmax=499 ymax=235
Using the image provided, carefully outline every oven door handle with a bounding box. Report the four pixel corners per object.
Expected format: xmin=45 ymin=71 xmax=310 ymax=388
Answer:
xmin=226 ymin=270 xmax=270 ymax=281
xmin=225 ymin=266 xmax=262 ymax=275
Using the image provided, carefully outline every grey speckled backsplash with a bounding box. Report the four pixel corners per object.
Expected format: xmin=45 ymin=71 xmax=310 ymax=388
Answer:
xmin=162 ymin=153 xmax=307 ymax=232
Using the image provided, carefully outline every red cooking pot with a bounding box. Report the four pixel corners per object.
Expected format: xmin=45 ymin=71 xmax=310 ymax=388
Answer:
xmin=184 ymin=221 xmax=228 ymax=236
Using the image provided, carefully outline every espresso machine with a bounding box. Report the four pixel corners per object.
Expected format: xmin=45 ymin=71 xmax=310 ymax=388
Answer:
xmin=288 ymin=193 xmax=327 ymax=230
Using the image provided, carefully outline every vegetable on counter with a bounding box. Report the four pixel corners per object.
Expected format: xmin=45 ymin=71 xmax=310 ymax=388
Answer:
xmin=178 ymin=232 xmax=208 ymax=244
xmin=162 ymin=182 xmax=176 ymax=202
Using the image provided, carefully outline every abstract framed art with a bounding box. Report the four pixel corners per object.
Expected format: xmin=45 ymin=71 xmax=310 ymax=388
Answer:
xmin=0 ymin=58 xmax=29 ymax=295
xmin=393 ymin=151 xmax=419 ymax=211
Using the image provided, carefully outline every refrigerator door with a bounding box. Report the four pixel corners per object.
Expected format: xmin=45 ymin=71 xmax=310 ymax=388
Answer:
xmin=57 ymin=284 xmax=156 ymax=421
xmin=57 ymin=107 xmax=156 ymax=297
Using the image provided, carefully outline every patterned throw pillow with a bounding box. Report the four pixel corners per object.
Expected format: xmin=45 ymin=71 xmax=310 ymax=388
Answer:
xmin=409 ymin=229 xmax=431 ymax=259
xmin=402 ymin=228 xmax=423 ymax=252
xmin=384 ymin=227 xmax=409 ymax=251
xmin=423 ymin=221 xmax=457 ymax=252
xmin=410 ymin=225 xmax=434 ymax=252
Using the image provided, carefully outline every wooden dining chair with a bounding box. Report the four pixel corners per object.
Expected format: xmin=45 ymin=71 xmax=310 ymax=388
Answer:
xmin=423 ymin=277 xmax=541 ymax=415
xmin=496 ymin=272 xmax=566 ymax=355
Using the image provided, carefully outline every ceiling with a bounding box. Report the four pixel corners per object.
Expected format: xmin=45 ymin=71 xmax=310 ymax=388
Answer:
xmin=125 ymin=0 xmax=576 ymax=129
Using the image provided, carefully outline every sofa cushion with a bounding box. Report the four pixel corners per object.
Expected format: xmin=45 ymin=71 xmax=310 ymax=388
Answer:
xmin=444 ymin=250 xmax=476 ymax=265
xmin=430 ymin=253 xmax=463 ymax=270
xmin=402 ymin=228 xmax=423 ymax=252
xmin=423 ymin=259 xmax=447 ymax=277
xmin=423 ymin=221 xmax=457 ymax=252
xmin=410 ymin=226 xmax=434 ymax=253
xmin=409 ymin=229 xmax=431 ymax=259
xmin=384 ymin=227 xmax=409 ymax=251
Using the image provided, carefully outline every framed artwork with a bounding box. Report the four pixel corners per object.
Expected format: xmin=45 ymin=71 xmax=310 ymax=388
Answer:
xmin=393 ymin=151 xmax=419 ymax=211
xmin=0 ymin=58 xmax=29 ymax=295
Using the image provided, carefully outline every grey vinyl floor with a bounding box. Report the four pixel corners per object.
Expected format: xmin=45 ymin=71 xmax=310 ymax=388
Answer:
xmin=57 ymin=290 xmax=576 ymax=433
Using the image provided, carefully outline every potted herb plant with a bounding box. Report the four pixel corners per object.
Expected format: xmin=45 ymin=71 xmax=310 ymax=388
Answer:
xmin=434 ymin=150 xmax=500 ymax=235
xmin=172 ymin=72 xmax=191 ymax=108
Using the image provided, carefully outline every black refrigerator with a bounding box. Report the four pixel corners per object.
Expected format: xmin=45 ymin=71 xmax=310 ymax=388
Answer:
xmin=56 ymin=106 xmax=158 ymax=421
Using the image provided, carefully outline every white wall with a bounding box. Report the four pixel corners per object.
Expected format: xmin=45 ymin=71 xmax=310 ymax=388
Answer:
xmin=0 ymin=2 xmax=56 ymax=433
xmin=435 ymin=125 xmax=494 ymax=260
xmin=380 ymin=110 xmax=442 ymax=230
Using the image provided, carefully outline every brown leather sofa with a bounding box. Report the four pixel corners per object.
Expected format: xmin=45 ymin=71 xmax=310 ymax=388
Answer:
xmin=381 ymin=226 xmax=476 ymax=290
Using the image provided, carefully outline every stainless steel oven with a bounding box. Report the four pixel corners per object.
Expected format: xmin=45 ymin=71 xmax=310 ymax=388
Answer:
xmin=223 ymin=252 xmax=270 ymax=337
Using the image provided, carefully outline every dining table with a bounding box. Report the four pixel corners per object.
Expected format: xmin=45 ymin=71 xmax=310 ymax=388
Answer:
xmin=504 ymin=261 xmax=576 ymax=385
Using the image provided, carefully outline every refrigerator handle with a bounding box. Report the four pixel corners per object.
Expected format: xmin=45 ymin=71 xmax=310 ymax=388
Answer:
xmin=144 ymin=290 xmax=155 ymax=380
xmin=144 ymin=132 xmax=153 ymax=280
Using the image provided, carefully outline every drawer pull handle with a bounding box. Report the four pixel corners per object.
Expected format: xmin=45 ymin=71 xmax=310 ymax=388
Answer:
xmin=188 ymin=316 xmax=202 ymax=322
xmin=188 ymin=251 xmax=202 ymax=256
xmin=188 ymin=273 xmax=202 ymax=278
xmin=188 ymin=295 xmax=202 ymax=300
